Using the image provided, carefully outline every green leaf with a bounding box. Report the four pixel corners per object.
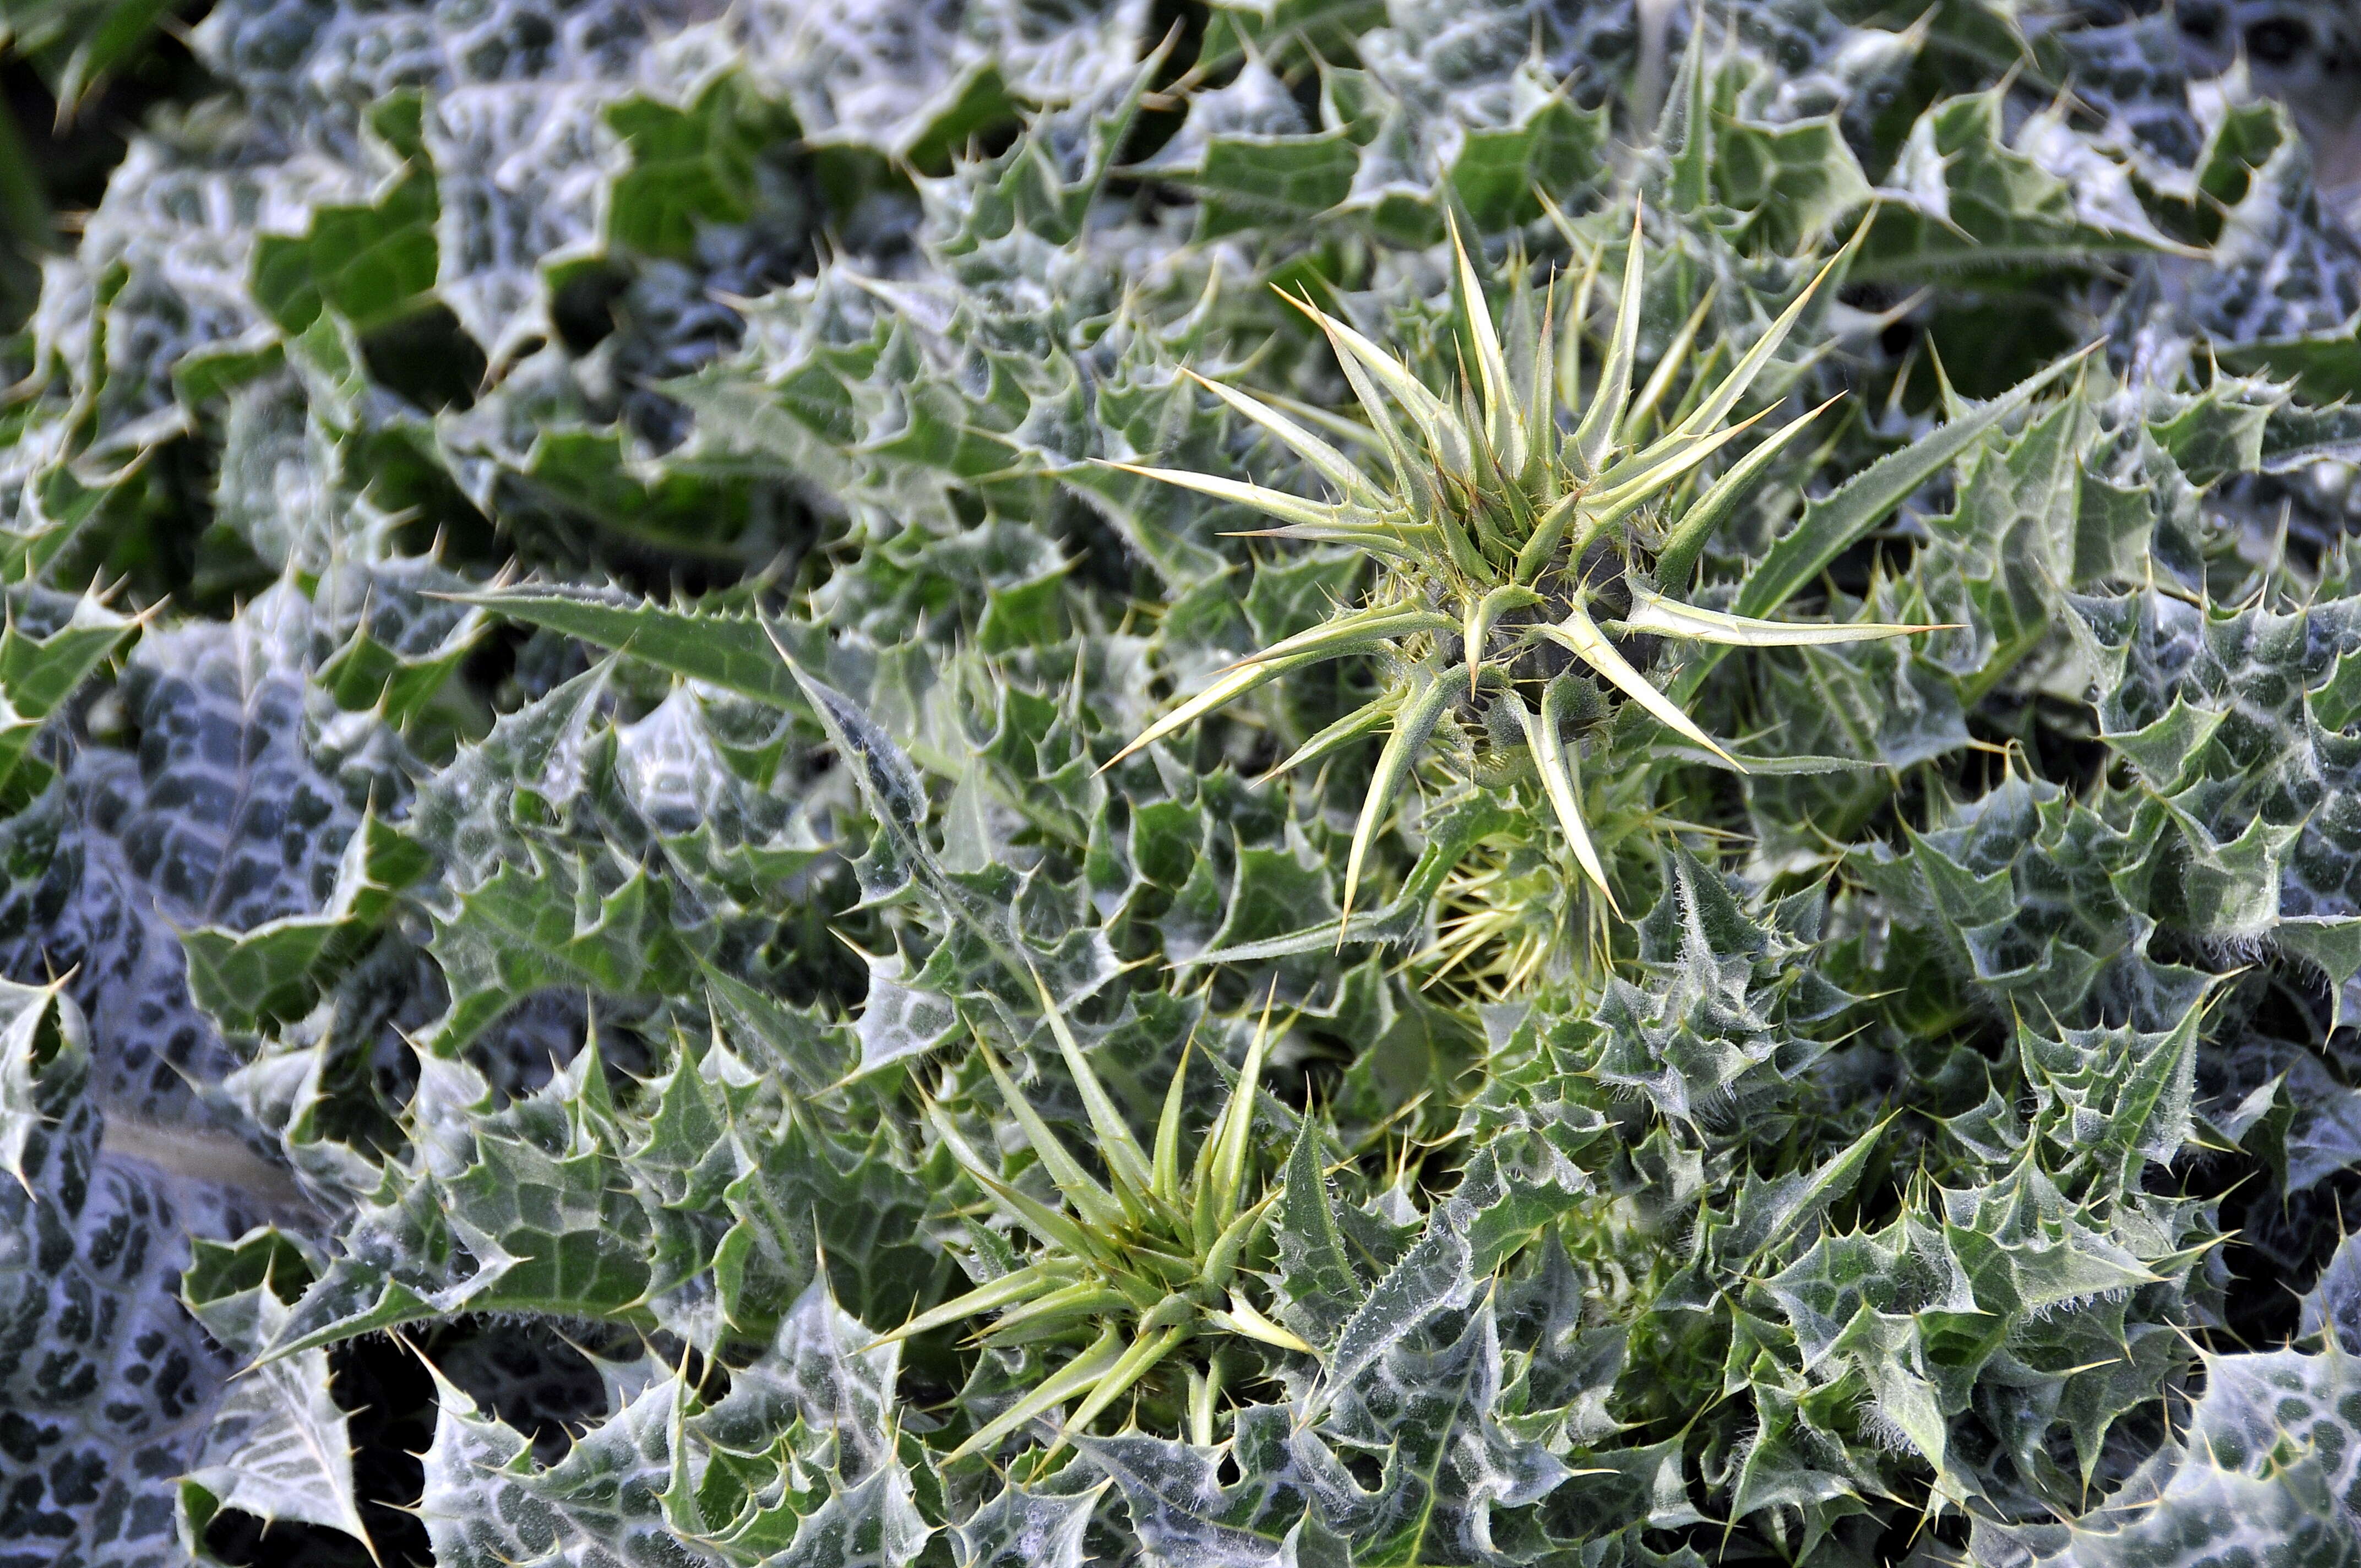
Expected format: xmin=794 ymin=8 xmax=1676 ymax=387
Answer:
xmin=759 ymin=1464 xmax=935 ymax=1568
xmin=1076 ymin=1415 xmax=1308 ymax=1566
xmin=605 ymin=76 xmax=782 ymax=262
xmin=1860 ymin=90 xmax=2195 ymax=280
xmin=1183 ymin=132 xmax=1359 ymax=239
xmin=950 ymin=1477 xmax=1101 ymax=1568
xmin=1300 ymin=1300 xmax=1570 ymax=1565
xmin=2218 ymin=326 xmax=2361 ymax=406
xmin=417 ymin=1368 xmax=688 ymax=1568
xmin=703 ymin=962 xmax=856 ymax=1097
xmin=709 ymin=1113 xmax=942 ymax=1341
xmin=0 ymin=587 xmax=133 ymax=801
xmin=179 ymin=813 xmax=431 ymax=1033
xmin=2147 ymin=375 xmax=2282 ymax=484
xmin=45 ymin=0 xmax=179 ymax=112
xmin=1274 ymin=1120 xmax=1361 ymax=1350
xmin=273 ymin=1048 xmax=661 ymax=1356
xmin=1727 ymin=345 xmax=2091 ymax=629
xmin=251 ymin=96 xmax=439 ymax=335
xmin=1448 ymin=98 xmax=1611 ymax=231
xmin=425 ymin=847 xmax=699 ymax=1055
xmin=178 ymin=1229 xmax=372 ymax=1558
xmin=2027 ymin=1349 xmax=2361 ymax=1567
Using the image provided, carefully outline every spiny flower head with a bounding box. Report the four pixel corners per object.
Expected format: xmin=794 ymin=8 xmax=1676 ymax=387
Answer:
xmin=879 ymin=973 xmax=1299 ymax=1464
xmin=1108 ymin=204 xmax=1940 ymax=919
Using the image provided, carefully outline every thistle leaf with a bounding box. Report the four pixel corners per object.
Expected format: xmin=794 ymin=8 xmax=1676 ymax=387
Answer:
xmin=1205 ymin=994 xmax=1280 ymax=1236
xmin=1620 ymin=286 xmax=1717 ymax=445
xmin=1152 ymin=1038 xmax=1193 ymax=1208
xmin=1522 ymin=271 xmax=1558 ymax=471
xmin=976 ymin=1281 xmax=1136 ymax=1345
xmin=868 ymin=1264 xmax=1071 ymax=1349
xmin=459 ymin=584 xmax=800 ymax=707
xmin=1053 ymin=1323 xmax=1188 ymax=1450
xmin=1670 ymin=231 xmax=1857 ymax=444
xmin=1552 ymin=224 xmax=1602 ymax=411
xmin=1728 ymin=344 xmax=2095 ymax=625
xmin=1275 ymin=1122 xmax=1361 ymax=1348
xmin=927 ymin=1103 xmax=1120 ymax=1269
xmin=1513 ymin=489 xmax=1583 ymax=583
xmin=1288 ymin=294 xmax=1420 ymax=497
xmin=951 ymin=1479 xmax=1100 ymax=1568
xmin=1584 ymin=402 xmax=1778 ymax=532
xmin=1226 ymin=522 xmax=1438 ymax=562
xmin=1462 ymin=585 xmax=1546 ymax=695
xmin=1207 ymin=1295 xmax=1312 ymax=1353
xmin=1111 ymin=604 xmax=1455 ymax=767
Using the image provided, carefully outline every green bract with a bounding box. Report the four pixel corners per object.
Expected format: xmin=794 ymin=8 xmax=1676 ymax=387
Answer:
xmin=894 ymin=978 xmax=1302 ymax=1466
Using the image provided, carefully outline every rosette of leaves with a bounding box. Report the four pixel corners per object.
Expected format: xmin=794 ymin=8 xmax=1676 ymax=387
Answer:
xmin=1109 ymin=205 xmax=1941 ymax=923
xmin=885 ymin=977 xmax=1303 ymax=1467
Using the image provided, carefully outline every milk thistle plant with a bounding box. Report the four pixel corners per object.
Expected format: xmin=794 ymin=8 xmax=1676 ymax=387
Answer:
xmin=13 ymin=4 xmax=2361 ymax=1566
